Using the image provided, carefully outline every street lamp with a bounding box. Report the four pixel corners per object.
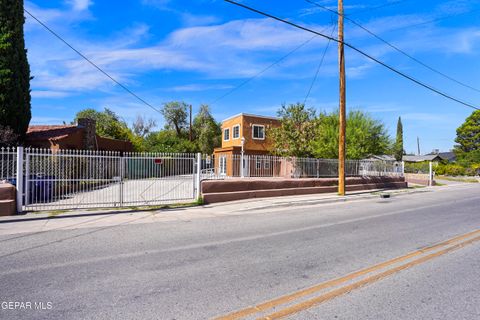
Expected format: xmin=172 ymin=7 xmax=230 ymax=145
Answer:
xmin=240 ymin=137 xmax=245 ymax=178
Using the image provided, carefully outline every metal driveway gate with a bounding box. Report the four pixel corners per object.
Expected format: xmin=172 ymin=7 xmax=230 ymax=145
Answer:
xmin=22 ymin=149 xmax=197 ymax=211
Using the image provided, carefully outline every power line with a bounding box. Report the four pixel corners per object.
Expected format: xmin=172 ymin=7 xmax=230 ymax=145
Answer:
xmin=210 ymin=28 xmax=331 ymax=106
xmin=306 ymin=0 xmax=480 ymax=94
xmin=304 ymin=24 xmax=336 ymax=105
xmin=224 ymin=0 xmax=479 ymax=110
xmin=23 ymin=8 xmax=163 ymax=115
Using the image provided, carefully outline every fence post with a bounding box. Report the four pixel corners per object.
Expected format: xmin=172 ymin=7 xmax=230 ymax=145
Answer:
xmin=240 ymin=153 xmax=244 ymax=178
xmin=429 ymin=161 xmax=433 ymax=186
xmin=196 ymin=153 xmax=201 ymax=199
xmin=24 ymin=149 xmax=30 ymax=208
xmin=401 ymin=161 xmax=405 ymax=177
xmin=119 ymin=155 xmax=124 ymax=207
xmin=15 ymin=147 xmax=24 ymax=213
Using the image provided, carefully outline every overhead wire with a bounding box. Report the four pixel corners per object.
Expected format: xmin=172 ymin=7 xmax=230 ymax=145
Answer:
xmin=224 ymin=0 xmax=479 ymax=110
xmin=24 ymin=8 xmax=163 ymax=115
xmin=306 ymin=0 xmax=480 ymax=94
xmin=209 ymin=26 xmax=332 ymax=105
xmin=304 ymin=23 xmax=337 ymax=105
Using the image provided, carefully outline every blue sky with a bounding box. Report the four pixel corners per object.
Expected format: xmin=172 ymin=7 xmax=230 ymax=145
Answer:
xmin=25 ymin=0 xmax=480 ymax=154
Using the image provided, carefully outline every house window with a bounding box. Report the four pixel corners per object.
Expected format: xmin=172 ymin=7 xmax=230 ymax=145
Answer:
xmin=232 ymin=125 xmax=240 ymax=139
xmin=252 ymin=125 xmax=265 ymax=140
xmin=223 ymin=128 xmax=230 ymax=141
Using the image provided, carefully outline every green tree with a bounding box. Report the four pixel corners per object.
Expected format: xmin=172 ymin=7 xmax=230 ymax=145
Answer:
xmin=0 ymin=0 xmax=32 ymax=142
xmin=394 ymin=116 xmax=404 ymax=161
xmin=161 ymin=101 xmax=188 ymax=136
xmin=311 ymin=110 xmax=391 ymax=159
xmin=192 ymin=105 xmax=221 ymax=154
xmin=454 ymin=110 xmax=480 ymax=154
xmin=145 ymin=130 xmax=196 ymax=153
xmin=457 ymin=150 xmax=480 ymax=166
xmin=74 ymin=108 xmax=148 ymax=151
xmin=0 ymin=125 xmax=18 ymax=147
xmin=74 ymin=108 xmax=131 ymax=141
xmin=270 ymin=103 xmax=317 ymax=157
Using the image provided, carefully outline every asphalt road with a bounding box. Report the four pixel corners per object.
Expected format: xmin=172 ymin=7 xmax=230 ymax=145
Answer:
xmin=1 ymin=184 xmax=479 ymax=319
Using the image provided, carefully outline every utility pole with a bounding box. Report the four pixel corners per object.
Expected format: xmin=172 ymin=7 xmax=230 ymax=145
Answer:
xmin=189 ymin=104 xmax=193 ymax=142
xmin=338 ymin=0 xmax=346 ymax=196
xmin=417 ymin=136 xmax=421 ymax=155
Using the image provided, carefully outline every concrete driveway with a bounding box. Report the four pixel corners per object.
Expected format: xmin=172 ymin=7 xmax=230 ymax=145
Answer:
xmin=25 ymin=175 xmax=195 ymax=210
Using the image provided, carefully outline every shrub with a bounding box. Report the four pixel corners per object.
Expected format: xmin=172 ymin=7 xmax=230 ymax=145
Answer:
xmin=442 ymin=164 xmax=466 ymax=176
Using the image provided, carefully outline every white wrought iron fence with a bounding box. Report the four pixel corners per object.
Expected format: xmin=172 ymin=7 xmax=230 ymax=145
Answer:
xmin=122 ymin=152 xmax=196 ymax=207
xmin=0 ymin=148 xmax=403 ymax=212
xmin=0 ymin=147 xmax=16 ymax=181
xmin=24 ymin=149 xmax=122 ymax=211
xmin=201 ymin=154 xmax=285 ymax=178
xmin=202 ymin=153 xmax=403 ymax=179
xmin=21 ymin=149 xmax=197 ymax=211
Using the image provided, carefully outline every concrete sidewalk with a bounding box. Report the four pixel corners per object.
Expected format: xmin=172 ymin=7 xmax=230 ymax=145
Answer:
xmin=0 ymin=187 xmax=434 ymax=236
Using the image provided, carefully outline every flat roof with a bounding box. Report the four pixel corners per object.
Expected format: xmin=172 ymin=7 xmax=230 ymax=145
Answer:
xmin=221 ymin=113 xmax=280 ymax=123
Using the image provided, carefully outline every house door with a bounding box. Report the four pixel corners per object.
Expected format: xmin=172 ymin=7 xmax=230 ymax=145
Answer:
xmin=242 ymin=156 xmax=250 ymax=177
xmin=219 ymin=156 xmax=227 ymax=176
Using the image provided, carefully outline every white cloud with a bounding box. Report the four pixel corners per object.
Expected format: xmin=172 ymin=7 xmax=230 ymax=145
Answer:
xmin=66 ymin=0 xmax=93 ymax=11
xmin=31 ymin=90 xmax=73 ymax=98
xmin=168 ymin=84 xmax=234 ymax=92
xmin=25 ymin=2 xmax=480 ymax=97
xmin=181 ymin=13 xmax=221 ymax=27
xmin=27 ymin=16 xmax=334 ymax=93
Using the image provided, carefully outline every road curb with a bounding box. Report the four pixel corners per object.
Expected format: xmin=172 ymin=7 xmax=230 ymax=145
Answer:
xmin=0 ymin=188 xmax=431 ymax=224
xmin=232 ymin=188 xmax=432 ymax=212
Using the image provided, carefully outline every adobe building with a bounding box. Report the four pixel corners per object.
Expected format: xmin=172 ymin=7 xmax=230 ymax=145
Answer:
xmin=213 ymin=113 xmax=281 ymax=177
xmin=26 ymin=118 xmax=133 ymax=152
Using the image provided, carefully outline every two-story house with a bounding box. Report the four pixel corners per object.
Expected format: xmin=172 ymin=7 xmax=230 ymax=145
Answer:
xmin=213 ymin=113 xmax=281 ymax=176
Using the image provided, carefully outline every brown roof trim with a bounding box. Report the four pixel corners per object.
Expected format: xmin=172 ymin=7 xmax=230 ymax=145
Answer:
xmin=221 ymin=113 xmax=280 ymax=123
xmin=26 ymin=125 xmax=83 ymax=141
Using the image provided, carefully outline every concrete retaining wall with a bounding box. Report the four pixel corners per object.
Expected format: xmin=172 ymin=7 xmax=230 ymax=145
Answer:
xmin=202 ymin=176 xmax=407 ymax=204
xmin=404 ymin=173 xmax=435 ymax=186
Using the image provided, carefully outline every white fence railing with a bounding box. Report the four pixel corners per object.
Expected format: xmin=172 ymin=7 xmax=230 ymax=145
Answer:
xmin=21 ymin=149 xmax=197 ymax=211
xmin=1 ymin=148 xmax=403 ymax=212
xmin=0 ymin=147 xmax=17 ymax=181
xmin=201 ymin=154 xmax=403 ymax=179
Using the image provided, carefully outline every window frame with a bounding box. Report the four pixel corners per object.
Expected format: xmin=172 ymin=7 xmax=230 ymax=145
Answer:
xmin=223 ymin=128 xmax=230 ymax=141
xmin=252 ymin=124 xmax=265 ymax=140
xmin=232 ymin=124 xmax=240 ymax=140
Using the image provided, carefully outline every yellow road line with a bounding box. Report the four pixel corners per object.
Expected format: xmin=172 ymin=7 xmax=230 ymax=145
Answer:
xmin=214 ymin=229 xmax=480 ymax=320
xmin=262 ymin=234 xmax=480 ymax=319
